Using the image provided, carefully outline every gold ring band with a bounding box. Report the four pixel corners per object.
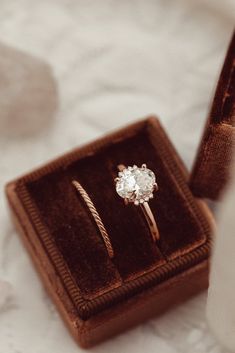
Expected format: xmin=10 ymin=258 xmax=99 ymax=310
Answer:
xmin=72 ymin=180 xmax=114 ymax=258
xmin=139 ymin=202 xmax=159 ymax=241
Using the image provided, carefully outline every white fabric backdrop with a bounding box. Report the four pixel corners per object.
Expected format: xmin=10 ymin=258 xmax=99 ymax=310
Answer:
xmin=0 ymin=1 xmax=234 ymax=352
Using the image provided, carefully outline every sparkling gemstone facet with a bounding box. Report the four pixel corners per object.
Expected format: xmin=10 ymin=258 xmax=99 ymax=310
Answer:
xmin=116 ymin=165 xmax=156 ymax=204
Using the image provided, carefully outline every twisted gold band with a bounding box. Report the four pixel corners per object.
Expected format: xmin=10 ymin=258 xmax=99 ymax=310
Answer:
xmin=72 ymin=180 xmax=114 ymax=258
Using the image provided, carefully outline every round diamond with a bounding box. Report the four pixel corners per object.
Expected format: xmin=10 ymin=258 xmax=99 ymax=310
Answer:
xmin=116 ymin=165 xmax=156 ymax=203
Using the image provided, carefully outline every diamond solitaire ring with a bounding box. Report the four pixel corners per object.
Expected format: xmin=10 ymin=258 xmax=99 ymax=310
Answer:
xmin=115 ymin=164 xmax=159 ymax=242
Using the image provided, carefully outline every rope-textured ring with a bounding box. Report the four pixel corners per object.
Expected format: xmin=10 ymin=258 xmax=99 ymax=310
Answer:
xmin=72 ymin=180 xmax=114 ymax=258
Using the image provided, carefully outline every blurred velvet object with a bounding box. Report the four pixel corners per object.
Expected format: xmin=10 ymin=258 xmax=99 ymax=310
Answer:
xmin=206 ymin=30 xmax=235 ymax=351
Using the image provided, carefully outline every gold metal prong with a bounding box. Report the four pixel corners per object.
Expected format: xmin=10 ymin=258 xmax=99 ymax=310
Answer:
xmin=154 ymin=183 xmax=159 ymax=191
xmin=117 ymin=164 xmax=125 ymax=172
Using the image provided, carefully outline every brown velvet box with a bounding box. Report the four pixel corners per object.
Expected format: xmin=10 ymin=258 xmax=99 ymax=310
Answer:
xmin=191 ymin=31 xmax=235 ymax=199
xmin=5 ymin=32 xmax=234 ymax=348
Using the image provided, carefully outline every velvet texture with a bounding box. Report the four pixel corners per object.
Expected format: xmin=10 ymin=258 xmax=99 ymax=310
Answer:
xmin=22 ymin=118 xmax=209 ymax=300
xmin=191 ymin=31 xmax=235 ymax=199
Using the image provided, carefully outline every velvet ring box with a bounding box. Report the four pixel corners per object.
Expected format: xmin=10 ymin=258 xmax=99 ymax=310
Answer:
xmin=191 ymin=30 xmax=235 ymax=199
xmin=5 ymin=31 xmax=235 ymax=348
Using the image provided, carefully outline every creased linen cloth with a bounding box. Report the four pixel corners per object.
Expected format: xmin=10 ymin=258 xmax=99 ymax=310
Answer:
xmin=0 ymin=1 xmax=234 ymax=353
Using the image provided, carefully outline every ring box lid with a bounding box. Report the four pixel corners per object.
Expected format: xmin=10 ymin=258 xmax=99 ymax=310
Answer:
xmin=190 ymin=31 xmax=235 ymax=200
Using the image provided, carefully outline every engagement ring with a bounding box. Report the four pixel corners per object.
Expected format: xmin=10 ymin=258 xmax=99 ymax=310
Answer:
xmin=115 ymin=164 xmax=159 ymax=241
